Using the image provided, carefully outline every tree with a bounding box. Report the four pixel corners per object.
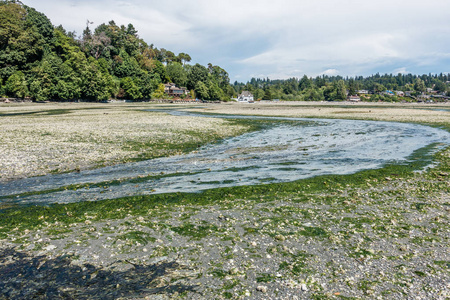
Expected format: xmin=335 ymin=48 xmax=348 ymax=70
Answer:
xmin=151 ymin=83 xmax=165 ymax=99
xmin=299 ymin=75 xmax=312 ymax=91
xmin=414 ymin=78 xmax=426 ymax=93
xmin=207 ymin=80 xmax=224 ymax=100
xmin=120 ymin=77 xmax=142 ymax=100
xmin=433 ymin=80 xmax=446 ymax=93
xmin=303 ymin=87 xmax=324 ymax=101
xmin=348 ymin=78 xmax=358 ymax=95
xmin=150 ymin=60 xmax=169 ymax=82
xmin=23 ymin=5 xmax=54 ymax=43
xmin=5 ymin=71 xmax=28 ymax=98
xmin=187 ymin=64 xmax=208 ymax=90
xmin=166 ymin=62 xmax=187 ymax=87
xmin=0 ymin=2 xmax=26 ymax=48
xmin=208 ymin=63 xmax=230 ymax=90
xmin=263 ymin=87 xmax=272 ymax=100
xmin=195 ymin=81 xmax=209 ymax=100
xmin=139 ymin=73 xmax=160 ymax=98
xmin=82 ymin=59 xmax=116 ymax=101
xmin=0 ymin=2 xmax=47 ymax=80
xmin=177 ymin=52 xmax=191 ymax=65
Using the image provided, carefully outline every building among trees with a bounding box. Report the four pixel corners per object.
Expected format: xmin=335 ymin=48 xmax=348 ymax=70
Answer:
xmin=164 ymin=83 xmax=189 ymax=98
xmin=237 ymin=91 xmax=254 ymax=103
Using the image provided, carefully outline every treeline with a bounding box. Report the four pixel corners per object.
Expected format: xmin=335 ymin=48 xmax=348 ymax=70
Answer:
xmin=0 ymin=1 xmax=232 ymax=101
xmin=234 ymin=73 xmax=450 ymax=102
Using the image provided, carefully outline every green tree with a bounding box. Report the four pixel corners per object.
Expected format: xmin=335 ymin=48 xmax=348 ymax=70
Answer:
xmin=177 ymin=52 xmax=191 ymax=65
xmin=188 ymin=64 xmax=209 ymax=90
xmin=299 ymin=75 xmax=312 ymax=91
xmin=5 ymin=71 xmax=28 ymax=98
xmin=151 ymin=83 xmax=165 ymax=99
xmin=0 ymin=2 xmax=46 ymax=79
xmin=120 ymin=77 xmax=142 ymax=100
xmin=263 ymin=87 xmax=272 ymax=100
xmin=150 ymin=60 xmax=169 ymax=83
xmin=166 ymin=62 xmax=187 ymax=87
xmin=195 ymin=81 xmax=209 ymax=100
xmin=139 ymin=73 xmax=160 ymax=98
xmin=334 ymin=80 xmax=347 ymax=100
xmin=82 ymin=59 xmax=115 ymax=101
xmin=24 ymin=5 xmax=54 ymax=43
xmin=113 ymin=49 xmax=142 ymax=78
xmin=207 ymin=80 xmax=224 ymax=100
xmin=433 ymin=80 xmax=446 ymax=93
xmin=303 ymin=87 xmax=324 ymax=101
xmin=414 ymin=78 xmax=426 ymax=93
xmin=208 ymin=63 xmax=230 ymax=90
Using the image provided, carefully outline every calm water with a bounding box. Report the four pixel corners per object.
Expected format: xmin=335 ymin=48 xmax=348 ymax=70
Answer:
xmin=1 ymin=110 xmax=449 ymax=205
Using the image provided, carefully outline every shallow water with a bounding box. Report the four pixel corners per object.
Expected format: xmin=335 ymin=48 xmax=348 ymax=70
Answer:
xmin=1 ymin=110 xmax=449 ymax=205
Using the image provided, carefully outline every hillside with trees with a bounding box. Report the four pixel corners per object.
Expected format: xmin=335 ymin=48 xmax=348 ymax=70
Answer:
xmin=234 ymin=73 xmax=450 ymax=102
xmin=1 ymin=1 xmax=449 ymax=103
xmin=0 ymin=0 xmax=231 ymax=101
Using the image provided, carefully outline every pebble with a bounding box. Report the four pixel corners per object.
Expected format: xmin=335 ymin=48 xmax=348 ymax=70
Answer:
xmin=275 ymin=234 xmax=285 ymax=241
xmin=256 ymin=285 xmax=268 ymax=293
xmin=44 ymin=245 xmax=57 ymax=251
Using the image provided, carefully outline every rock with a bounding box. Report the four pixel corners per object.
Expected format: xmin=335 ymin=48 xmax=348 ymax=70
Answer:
xmin=256 ymin=285 xmax=268 ymax=293
xmin=44 ymin=245 xmax=57 ymax=251
xmin=301 ymin=283 xmax=308 ymax=291
xmin=228 ymin=267 xmax=238 ymax=275
xmin=275 ymin=234 xmax=285 ymax=241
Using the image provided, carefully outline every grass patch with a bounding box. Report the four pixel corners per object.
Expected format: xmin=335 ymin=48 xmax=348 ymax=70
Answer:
xmin=256 ymin=273 xmax=276 ymax=283
xmin=171 ymin=222 xmax=220 ymax=240
xmin=299 ymin=226 xmax=328 ymax=238
xmin=117 ymin=231 xmax=156 ymax=245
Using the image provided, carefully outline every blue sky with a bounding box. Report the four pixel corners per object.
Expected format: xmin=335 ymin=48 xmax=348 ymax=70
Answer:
xmin=22 ymin=0 xmax=450 ymax=82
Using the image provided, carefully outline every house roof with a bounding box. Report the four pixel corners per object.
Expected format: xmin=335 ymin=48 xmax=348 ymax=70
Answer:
xmin=239 ymin=91 xmax=253 ymax=97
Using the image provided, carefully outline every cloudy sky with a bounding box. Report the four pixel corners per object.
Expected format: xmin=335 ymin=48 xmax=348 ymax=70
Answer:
xmin=22 ymin=0 xmax=450 ymax=82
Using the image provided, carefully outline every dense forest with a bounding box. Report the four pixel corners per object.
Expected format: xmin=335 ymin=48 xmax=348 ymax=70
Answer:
xmin=233 ymin=73 xmax=450 ymax=102
xmin=1 ymin=1 xmax=449 ymax=102
xmin=0 ymin=0 xmax=232 ymax=101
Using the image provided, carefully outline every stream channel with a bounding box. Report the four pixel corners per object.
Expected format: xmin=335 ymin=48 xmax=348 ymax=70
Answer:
xmin=1 ymin=109 xmax=450 ymax=206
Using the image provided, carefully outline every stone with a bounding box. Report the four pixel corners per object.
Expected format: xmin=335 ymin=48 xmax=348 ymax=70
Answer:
xmin=256 ymin=285 xmax=268 ymax=293
xmin=275 ymin=234 xmax=286 ymax=241
xmin=44 ymin=245 xmax=57 ymax=251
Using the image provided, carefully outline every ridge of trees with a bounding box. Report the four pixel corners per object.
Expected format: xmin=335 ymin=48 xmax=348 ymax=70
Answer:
xmin=1 ymin=1 xmax=449 ymax=102
xmin=0 ymin=1 xmax=231 ymax=101
xmin=233 ymin=73 xmax=450 ymax=102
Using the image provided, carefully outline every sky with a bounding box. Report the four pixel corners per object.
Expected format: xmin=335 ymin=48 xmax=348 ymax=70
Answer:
xmin=21 ymin=0 xmax=450 ymax=82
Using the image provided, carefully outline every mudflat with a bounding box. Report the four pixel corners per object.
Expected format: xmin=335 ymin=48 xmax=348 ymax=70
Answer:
xmin=0 ymin=101 xmax=449 ymax=299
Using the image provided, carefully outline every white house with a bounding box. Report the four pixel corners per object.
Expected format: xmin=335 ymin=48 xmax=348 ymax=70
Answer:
xmin=237 ymin=91 xmax=254 ymax=103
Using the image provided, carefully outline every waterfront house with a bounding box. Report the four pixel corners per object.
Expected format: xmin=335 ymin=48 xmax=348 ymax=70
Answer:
xmin=164 ymin=83 xmax=189 ymax=97
xmin=348 ymin=95 xmax=361 ymax=102
xmin=237 ymin=91 xmax=254 ymax=103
